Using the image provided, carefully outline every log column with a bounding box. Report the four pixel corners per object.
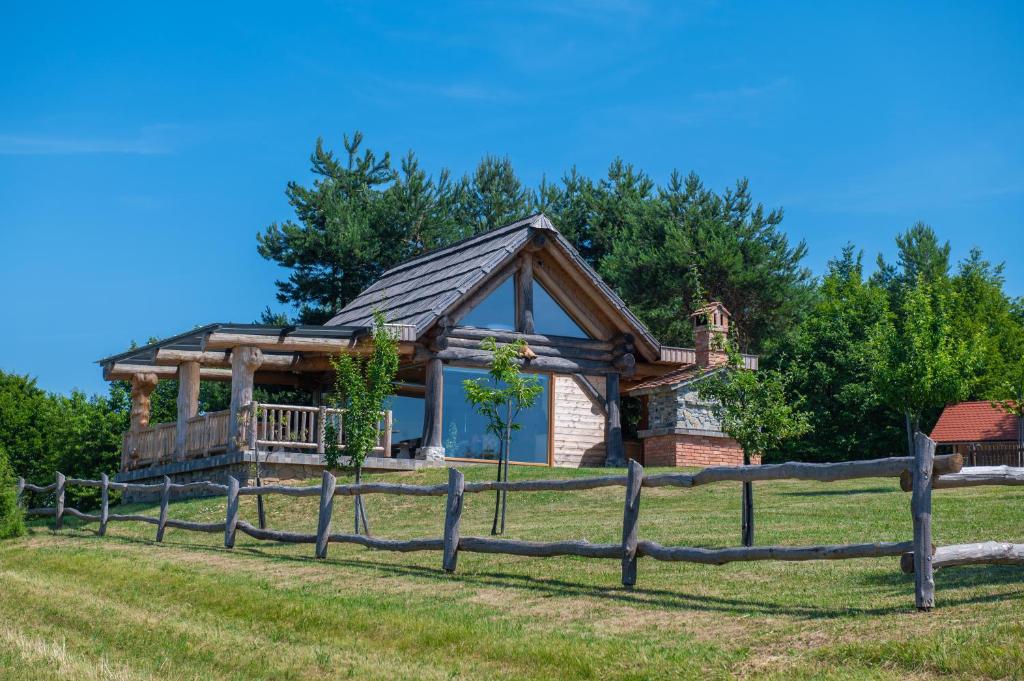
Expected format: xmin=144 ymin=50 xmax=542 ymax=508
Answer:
xmin=129 ymin=373 xmax=159 ymax=431
xmin=604 ymin=372 xmax=626 ymax=467
xmin=515 ymin=254 xmax=535 ymax=334
xmin=229 ymin=346 xmax=263 ymax=451
xmin=418 ymin=356 xmax=445 ymax=461
xmin=174 ymin=361 xmax=200 ymax=460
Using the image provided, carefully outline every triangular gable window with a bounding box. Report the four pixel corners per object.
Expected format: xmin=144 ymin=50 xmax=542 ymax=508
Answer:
xmin=458 ymin=276 xmax=515 ymax=331
xmin=534 ymin=281 xmax=591 ymax=338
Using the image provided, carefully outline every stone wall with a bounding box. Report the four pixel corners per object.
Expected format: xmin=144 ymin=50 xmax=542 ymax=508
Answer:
xmin=552 ymin=374 xmax=607 ymax=467
xmin=646 ymin=386 xmax=724 ymax=433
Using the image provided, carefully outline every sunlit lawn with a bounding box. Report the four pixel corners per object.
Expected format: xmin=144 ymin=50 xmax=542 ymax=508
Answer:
xmin=1 ymin=465 xmax=1021 ymax=680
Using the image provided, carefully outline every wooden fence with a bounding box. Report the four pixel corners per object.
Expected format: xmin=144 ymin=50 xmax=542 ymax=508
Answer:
xmin=15 ymin=433 xmax=1024 ymax=611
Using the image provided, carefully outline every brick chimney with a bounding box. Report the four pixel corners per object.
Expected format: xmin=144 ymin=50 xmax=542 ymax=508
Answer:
xmin=691 ymin=302 xmax=730 ymax=368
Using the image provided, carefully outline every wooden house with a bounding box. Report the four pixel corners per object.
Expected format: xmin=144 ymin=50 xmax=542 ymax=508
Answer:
xmin=99 ymin=214 xmax=756 ymax=492
xmin=931 ymin=401 xmax=1023 ymax=466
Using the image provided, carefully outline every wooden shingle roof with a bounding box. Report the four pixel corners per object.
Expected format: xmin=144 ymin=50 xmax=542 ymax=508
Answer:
xmin=325 ymin=214 xmax=662 ymax=358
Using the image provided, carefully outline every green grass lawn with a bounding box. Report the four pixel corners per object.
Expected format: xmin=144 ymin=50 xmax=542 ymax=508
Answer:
xmin=1 ymin=465 xmax=1022 ymax=680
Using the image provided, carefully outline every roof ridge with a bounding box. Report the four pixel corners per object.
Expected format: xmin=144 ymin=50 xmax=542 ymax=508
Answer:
xmin=377 ymin=213 xmax=548 ymax=278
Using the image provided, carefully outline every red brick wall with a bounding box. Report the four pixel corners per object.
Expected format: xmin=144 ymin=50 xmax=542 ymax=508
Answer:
xmin=642 ymin=433 xmax=760 ymax=467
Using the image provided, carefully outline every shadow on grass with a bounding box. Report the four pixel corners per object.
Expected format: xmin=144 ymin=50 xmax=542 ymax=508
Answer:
xmin=777 ymin=486 xmax=894 ymax=497
xmin=37 ymin=524 xmax=1024 ymax=621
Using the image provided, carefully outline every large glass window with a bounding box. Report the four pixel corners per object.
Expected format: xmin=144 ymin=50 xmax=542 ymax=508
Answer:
xmin=442 ymin=366 xmax=550 ymax=464
xmin=384 ymin=394 xmax=424 ymax=451
xmin=458 ymin=277 xmax=515 ymax=331
xmin=533 ymin=280 xmax=590 ymax=338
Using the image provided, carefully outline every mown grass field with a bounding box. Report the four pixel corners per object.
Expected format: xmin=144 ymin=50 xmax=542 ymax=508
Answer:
xmin=1 ymin=464 xmax=1022 ymax=680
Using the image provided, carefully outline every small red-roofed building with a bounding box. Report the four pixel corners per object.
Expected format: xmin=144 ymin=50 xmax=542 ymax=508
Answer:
xmin=931 ymin=401 xmax=1022 ymax=467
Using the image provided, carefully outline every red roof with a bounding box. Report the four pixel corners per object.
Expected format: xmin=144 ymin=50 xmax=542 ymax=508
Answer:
xmin=930 ymin=401 xmax=1019 ymax=443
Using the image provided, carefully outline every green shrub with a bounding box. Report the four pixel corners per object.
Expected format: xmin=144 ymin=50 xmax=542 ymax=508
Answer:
xmin=0 ymin=446 xmax=26 ymax=540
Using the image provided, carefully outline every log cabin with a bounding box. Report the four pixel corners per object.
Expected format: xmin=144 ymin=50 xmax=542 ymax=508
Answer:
xmin=98 ymin=214 xmax=758 ymax=493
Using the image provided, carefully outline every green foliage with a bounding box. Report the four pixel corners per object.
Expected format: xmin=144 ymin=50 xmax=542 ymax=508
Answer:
xmin=0 ymin=445 xmax=25 ymax=540
xmin=869 ymin=276 xmax=983 ymax=443
xmin=697 ymin=341 xmax=811 ymax=461
xmin=326 ymin=311 xmax=400 ymax=470
xmin=461 ymin=338 xmax=544 ymax=447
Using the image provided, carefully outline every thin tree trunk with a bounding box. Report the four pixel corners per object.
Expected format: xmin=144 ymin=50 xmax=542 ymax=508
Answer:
xmin=354 ymin=466 xmax=370 ymax=536
xmin=490 ymin=443 xmax=504 ymax=536
xmin=741 ymin=450 xmax=754 ymax=547
xmin=256 ymin=474 xmax=267 ymax=530
xmin=500 ymin=422 xmax=512 ymax=535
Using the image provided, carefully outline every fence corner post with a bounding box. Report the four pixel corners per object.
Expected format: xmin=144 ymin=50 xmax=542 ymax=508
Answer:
xmin=54 ymin=472 xmax=66 ymax=531
xmin=99 ymin=473 xmax=110 ymax=536
xmin=911 ymin=431 xmax=936 ymax=611
xmin=224 ymin=476 xmax=240 ymax=548
xmin=15 ymin=477 xmax=25 ymax=510
xmin=443 ymin=467 xmax=465 ymax=573
xmin=156 ymin=476 xmax=172 ymax=542
xmin=315 ymin=470 xmax=337 ymax=559
xmin=621 ymin=459 xmax=643 ymax=588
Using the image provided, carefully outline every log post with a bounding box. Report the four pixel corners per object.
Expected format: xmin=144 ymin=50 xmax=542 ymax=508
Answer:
xmin=155 ymin=476 xmax=171 ymax=542
xmin=224 ymin=476 xmax=240 ymax=548
xmin=516 ymin=254 xmax=535 ymax=334
xmin=382 ymin=410 xmax=393 ymax=457
xmin=911 ymin=431 xmax=936 ymax=611
xmin=621 ymin=459 xmax=643 ymax=587
xmin=604 ymin=372 xmax=625 ymax=467
xmin=419 ymin=356 xmax=445 ymax=461
xmin=229 ymin=346 xmax=263 ymax=451
xmin=443 ymin=468 xmax=466 ymax=573
xmin=129 ymin=373 xmax=159 ymax=432
xmin=174 ymin=361 xmax=200 ymax=460
xmin=741 ymin=481 xmax=754 ymax=547
xmin=317 ymin=405 xmax=327 ymax=456
xmin=98 ymin=473 xmax=110 ymax=536
xmin=315 ymin=470 xmax=337 ymax=559
xmin=54 ymin=472 xmax=65 ymax=530
xmin=15 ymin=477 xmax=24 ymax=510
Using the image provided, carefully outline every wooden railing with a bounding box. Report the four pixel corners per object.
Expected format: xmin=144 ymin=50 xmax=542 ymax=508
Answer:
xmin=19 ymin=435 xmax=1024 ymax=611
xmin=122 ymin=423 xmax=176 ymax=470
xmin=246 ymin=402 xmax=392 ymax=458
xmin=185 ymin=409 xmax=231 ymax=458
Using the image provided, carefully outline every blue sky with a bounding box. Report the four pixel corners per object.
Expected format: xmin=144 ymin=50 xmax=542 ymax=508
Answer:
xmin=1 ymin=1 xmax=1022 ymax=396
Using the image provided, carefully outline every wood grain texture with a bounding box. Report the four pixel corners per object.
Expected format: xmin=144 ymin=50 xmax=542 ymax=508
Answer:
xmin=224 ymin=476 xmax=240 ymax=548
xmin=99 ymin=473 xmax=109 ymax=536
xmin=901 ymin=542 xmax=1024 ymax=573
xmin=459 ymin=536 xmax=620 ymax=558
xmin=315 ymin=470 xmax=336 ymax=559
xmin=443 ymin=468 xmax=465 ymax=572
xmin=932 ymin=465 xmax=1024 ymax=489
xmin=155 ymin=476 xmax=172 ymax=542
xmin=54 ymin=472 xmax=65 ymax=531
xmin=621 ymin=459 xmax=643 ymax=586
xmin=637 ymin=540 xmax=913 ymax=564
xmin=911 ymin=432 xmax=936 ymax=611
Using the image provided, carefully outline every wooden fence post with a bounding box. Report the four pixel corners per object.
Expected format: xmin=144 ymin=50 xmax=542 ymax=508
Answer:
xmin=741 ymin=481 xmax=754 ymax=547
xmin=224 ymin=476 xmax=240 ymax=548
xmin=98 ymin=473 xmax=110 ymax=537
xmin=443 ymin=468 xmax=465 ymax=573
xmin=156 ymin=476 xmax=172 ymax=542
xmin=315 ymin=470 xmax=337 ymax=559
xmin=54 ymin=472 xmax=66 ymax=531
xmin=15 ymin=477 xmax=25 ymax=510
xmin=911 ymin=431 xmax=936 ymax=611
xmin=317 ymin=405 xmax=327 ymax=456
xmin=621 ymin=459 xmax=643 ymax=588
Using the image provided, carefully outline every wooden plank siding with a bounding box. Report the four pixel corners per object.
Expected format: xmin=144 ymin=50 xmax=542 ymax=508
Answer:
xmin=552 ymin=374 xmax=607 ymax=467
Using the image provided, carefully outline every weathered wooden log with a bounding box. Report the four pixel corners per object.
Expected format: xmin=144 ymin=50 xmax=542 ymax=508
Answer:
xmin=328 ymin=533 xmax=444 ymax=552
xmin=420 ymin=355 xmax=444 ymax=455
xmin=642 ymin=473 xmax=694 ymax=488
xmin=443 ymin=468 xmax=465 ymax=573
xmin=229 ymin=345 xmax=263 ymax=449
xmin=15 ymin=477 xmax=25 ymax=509
xmin=107 ymin=513 xmax=160 ymax=524
xmin=54 ymin=472 xmax=65 ymax=531
xmin=238 ymin=484 xmax=320 ymax=497
xmin=458 ymin=536 xmax=621 ymax=558
xmin=911 ymin=432 xmax=936 ymax=611
xmin=447 ymin=328 xmax=616 ymax=352
xmin=899 ymin=453 xmax=965 ymax=491
xmin=612 ymin=353 xmax=636 ymax=372
xmin=164 ymin=518 xmax=226 ymax=533
xmin=236 ymin=521 xmax=316 ymax=543
xmin=930 ymin=465 xmax=1024 ymax=489
xmin=334 ymin=482 xmax=449 ymax=497
xmin=516 ymin=254 xmax=534 ymax=334
xmin=444 ymin=337 xmax=614 ymax=362
xmin=424 ymin=347 xmax=621 ymax=375
xmin=621 ymin=459 xmax=643 ymax=587
xmin=224 ymin=476 xmax=240 ymax=548
xmin=99 ymin=473 xmax=109 ymax=536
xmin=23 ymin=482 xmax=57 ymax=493
xmin=686 ymin=455 xmax=960 ymax=487
xmin=901 ymin=542 xmax=1024 ymax=573
xmin=26 ymin=507 xmax=56 ymax=516
xmin=175 ymin=360 xmax=200 ymax=460
xmin=155 ymin=476 xmax=172 ymax=542
xmin=605 ymin=373 xmax=625 ymax=466
xmin=62 ymin=507 xmax=101 ymax=523
xmin=637 ymin=540 xmax=914 ymax=564
xmin=463 ymin=476 xmax=627 ymax=493
xmin=315 ymin=470 xmax=336 ymax=559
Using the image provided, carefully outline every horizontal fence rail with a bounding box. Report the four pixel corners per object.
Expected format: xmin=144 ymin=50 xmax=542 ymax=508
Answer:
xmin=14 ymin=441 xmax=1024 ymax=611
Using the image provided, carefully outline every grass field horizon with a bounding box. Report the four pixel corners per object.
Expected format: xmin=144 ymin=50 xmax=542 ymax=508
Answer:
xmin=1 ymin=464 xmax=1021 ymax=680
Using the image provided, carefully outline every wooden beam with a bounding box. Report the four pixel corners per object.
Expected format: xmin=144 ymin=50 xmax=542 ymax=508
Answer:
xmin=447 ymin=327 xmax=615 ymax=352
xmin=205 ymin=332 xmax=416 ymax=355
xmin=174 ymin=361 xmax=200 ymax=460
xmin=516 ymin=254 xmax=535 ymax=334
xmin=155 ymin=349 xmax=232 ymax=366
xmin=420 ymin=356 xmax=444 ymax=460
xmin=104 ymin=363 xmax=233 ymax=382
xmin=229 ymin=346 xmax=263 ymax=450
xmin=445 ymin=336 xmax=614 ymax=362
xmin=419 ymin=347 xmax=622 ymax=375
xmin=604 ymin=372 xmax=625 ymax=466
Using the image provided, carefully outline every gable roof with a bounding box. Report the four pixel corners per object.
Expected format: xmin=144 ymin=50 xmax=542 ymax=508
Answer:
xmin=325 ymin=213 xmax=662 ymax=358
xmin=930 ymin=401 xmax=1020 ymax=443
